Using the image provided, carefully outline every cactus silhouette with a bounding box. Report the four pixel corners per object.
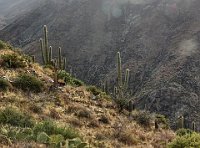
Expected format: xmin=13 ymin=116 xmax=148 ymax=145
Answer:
xmin=128 ymin=100 xmax=133 ymax=116
xmin=115 ymin=52 xmax=131 ymax=112
xmin=49 ymin=46 xmax=52 ymax=63
xmin=31 ymin=55 xmax=35 ymax=63
xmin=39 ymin=25 xmax=67 ymax=70
xmin=63 ymin=57 xmax=67 ymax=70
xmin=58 ymin=47 xmax=62 ymax=69
xmin=192 ymin=121 xmax=196 ymax=131
xmin=177 ymin=116 xmax=184 ymax=129
xmin=39 ymin=38 xmax=46 ymax=64
xmin=43 ymin=25 xmax=49 ymax=64
xmin=117 ymin=52 xmax=122 ymax=88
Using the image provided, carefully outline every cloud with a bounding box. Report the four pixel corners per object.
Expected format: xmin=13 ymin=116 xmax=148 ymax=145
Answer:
xmin=101 ymin=0 xmax=153 ymax=18
xmin=179 ymin=39 xmax=198 ymax=57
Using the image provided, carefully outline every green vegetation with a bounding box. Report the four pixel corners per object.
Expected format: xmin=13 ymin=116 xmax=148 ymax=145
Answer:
xmin=13 ymin=74 xmax=43 ymax=93
xmin=155 ymin=114 xmax=170 ymax=129
xmin=58 ymin=70 xmax=84 ymax=87
xmin=0 ymin=108 xmax=35 ymax=128
xmin=0 ymin=78 xmax=12 ymax=91
xmin=86 ymin=86 xmax=102 ymax=96
xmin=33 ymin=120 xmax=80 ymax=140
xmin=132 ymin=110 xmax=153 ymax=127
xmin=168 ymin=130 xmax=200 ymax=148
xmin=29 ymin=104 xmax=43 ymax=114
xmin=0 ymin=40 xmax=12 ymax=50
xmin=0 ymin=108 xmax=86 ymax=147
xmin=175 ymin=128 xmax=193 ymax=137
xmin=1 ymin=53 xmax=26 ymax=68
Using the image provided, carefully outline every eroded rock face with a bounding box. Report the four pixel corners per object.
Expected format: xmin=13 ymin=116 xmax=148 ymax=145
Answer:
xmin=1 ymin=0 xmax=200 ymax=128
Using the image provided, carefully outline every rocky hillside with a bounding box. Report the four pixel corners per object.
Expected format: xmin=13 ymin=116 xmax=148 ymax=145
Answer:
xmin=0 ymin=41 xmax=177 ymax=147
xmin=0 ymin=0 xmax=42 ymax=29
xmin=1 ymin=0 xmax=200 ymax=129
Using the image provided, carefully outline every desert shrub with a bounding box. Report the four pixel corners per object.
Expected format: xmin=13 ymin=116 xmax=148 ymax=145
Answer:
xmin=88 ymin=119 xmax=100 ymax=128
xmin=117 ymin=130 xmax=138 ymax=145
xmin=132 ymin=110 xmax=153 ymax=127
xmin=0 ymin=40 xmax=12 ymax=50
xmin=33 ymin=120 xmax=80 ymax=139
xmin=99 ymin=115 xmax=110 ymax=124
xmin=13 ymin=74 xmax=43 ymax=93
xmin=0 ymin=108 xmax=35 ymax=128
xmin=36 ymin=132 xmax=50 ymax=143
xmin=155 ymin=114 xmax=170 ymax=129
xmin=66 ymin=138 xmax=87 ymax=148
xmin=176 ymin=128 xmax=193 ymax=137
xmin=29 ymin=104 xmax=43 ymax=114
xmin=49 ymin=108 xmax=60 ymax=119
xmin=15 ymin=128 xmax=34 ymax=141
xmin=75 ymin=108 xmax=92 ymax=119
xmin=72 ymin=78 xmax=84 ymax=87
xmin=86 ymin=86 xmax=102 ymax=96
xmin=58 ymin=70 xmax=72 ymax=83
xmin=49 ymin=134 xmax=64 ymax=145
xmin=115 ymin=97 xmax=128 ymax=112
xmin=44 ymin=64 xmax=54 ymax=70
xmin=168 ymin=132 xmax=200 ymax=148
xmin=70 ymin=118 xmax=84 ymax=127
xmin=0 ymin=135 xmax=12 ymax=145
xmin=1 ymin=53 xmax=26 ymax=68
xmin=58 ymin=70 xmax=84 ymax=87
xmin=0 ymin=78 xmax=11 ymax=91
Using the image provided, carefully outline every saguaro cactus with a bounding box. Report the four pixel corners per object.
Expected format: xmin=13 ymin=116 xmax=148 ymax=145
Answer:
xmin=43 ymin=25 xmax=49 ymax=64
xmin=117 ymin=52 xmax=122 ymax=88
xmin=63 ymin=57 xmax=67 ymax=70
xmin=192 ymin=121 xmax=196 ymax=131
xmin=58 ymin=47 xmax=62 ymax=69
xmin=128 ymin=100 xmax=133 ymax=116
xmin=115 ymin=51 xmax=131 ymax=112
xmin=39 ymin=38 xmax=45 ymax=64
xmin=31 ymin=55 xmax=35 ymax=63
xmin=49 ymin=46 xmax=53 ymax=63
xmin=113 ymin=86 xmax=118 ymax=96
xmin=39 ymin=25 xmax=68 ymax=74
xmin=124 ymin=69 xmax=130 ymax=89
xmin=177 ymin=116 xmax=184 ymax=129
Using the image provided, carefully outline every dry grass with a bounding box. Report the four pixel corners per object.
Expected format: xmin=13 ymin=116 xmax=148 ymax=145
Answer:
xmin=0 ymin=48 xmax=175 ymax=147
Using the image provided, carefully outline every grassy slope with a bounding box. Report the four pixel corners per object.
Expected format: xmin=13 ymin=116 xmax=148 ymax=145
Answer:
xmin=0 ymin=46 xmax=175 ymax=147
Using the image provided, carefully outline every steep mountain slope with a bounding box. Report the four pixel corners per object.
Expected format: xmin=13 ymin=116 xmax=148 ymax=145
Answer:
xmin=1 ymin=0 xmax=200 ymax=128
xmin=0 ymin=42 xmax=175 ymax=147
xmin=0 ymin=0 xmax=43 ymax=29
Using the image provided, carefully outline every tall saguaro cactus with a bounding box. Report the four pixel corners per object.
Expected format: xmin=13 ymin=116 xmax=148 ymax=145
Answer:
xmin=115 ymin=51 xmax=131 ymax=112
xmin=63 ymin=57 xmax=67 ymax=70
xmin=58 ymin=47 xmax=62 ymax=69
xmin=117 ymin=52 xmax=123 ymax=88
xmin=44 ymin=25 xmax=49 ymax=64
xmin=39 ymin=25 xmax=67 ymax=69
xmin=124 ymin=69 xmax=130 ymax=89
xmin=40 ymin=38 xmax=45 ymax=64
xmin=177 ymin=116 xmax=184 ymax=129
xmin=192 ymin=121 xmax=196 ymax=131
xmin=49 ymin=46 xmax=53 ymax=63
